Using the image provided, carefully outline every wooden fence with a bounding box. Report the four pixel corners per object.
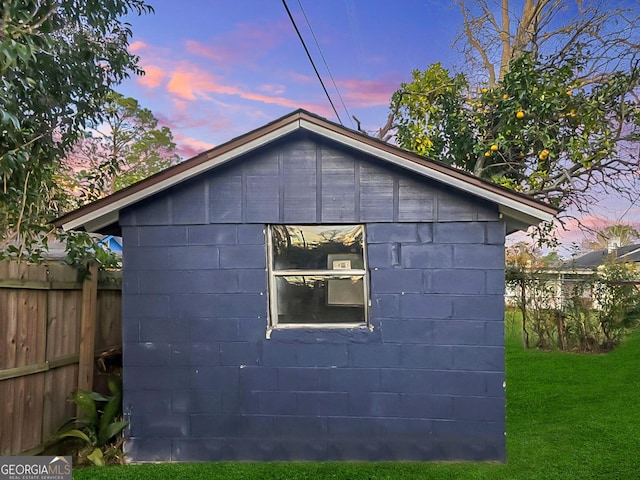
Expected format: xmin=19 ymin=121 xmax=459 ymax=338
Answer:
xmin=0 ymin=261 xmax=122 ymax=455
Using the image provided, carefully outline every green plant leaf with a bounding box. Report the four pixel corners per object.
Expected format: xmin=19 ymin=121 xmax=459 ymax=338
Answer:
xmin=71 ymin=390 xmax=99 ymax=427
xmin=88 ymin=391 xmax=111 ymax=403
xmin=108 ymin=376 xmax=123 ymax=396
xmin=99 ymin=391 xmax=123 ymax=441
xmin=87 ymin=447 xmax=105 ymax=466
xmin=98 ymin=421 xmax=129 ymax=447
xmin=58 ymin=429 xmax=92 ymax=444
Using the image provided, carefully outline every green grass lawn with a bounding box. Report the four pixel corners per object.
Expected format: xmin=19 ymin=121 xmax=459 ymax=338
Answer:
xmin=73 ymin=324 xmax=640 ymax=479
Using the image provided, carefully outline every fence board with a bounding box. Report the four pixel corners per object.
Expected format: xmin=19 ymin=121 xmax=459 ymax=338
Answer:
xmin=0 ymin=260 xmax=122 ymax=455
xmin=96 ymin=290 xmax=122 ymax=350
xmin=78 ymin=263 xmax=98 ymax=392
xmin=42 ymin=365 xmax=78 ymax=442
xmin=1 ymin=291 xmax=15 ymax=369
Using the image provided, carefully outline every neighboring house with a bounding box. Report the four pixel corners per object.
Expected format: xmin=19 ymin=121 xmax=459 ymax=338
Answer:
xmin=558 ymin=243 xmax=640 ymax=307
xmin=55 ymin=110 xmax=556 ymax=462
xmin=566 ymin=243 xmax=640 ymax=270
xmin=0 ymin=233 xmax=122 ymax=261
xmin=97 ymin=234 xmax=123 ymax=253
xmin=507 ymin=243 xmax=640 ymax=310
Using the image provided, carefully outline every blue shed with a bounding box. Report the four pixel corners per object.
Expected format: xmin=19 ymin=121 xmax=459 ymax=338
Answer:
xmin=55 ymin=110 xmax=557 ymax=462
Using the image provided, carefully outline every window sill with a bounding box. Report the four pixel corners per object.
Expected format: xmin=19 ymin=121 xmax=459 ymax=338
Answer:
xmin=266 ymin=322 xmax=372 ymax=339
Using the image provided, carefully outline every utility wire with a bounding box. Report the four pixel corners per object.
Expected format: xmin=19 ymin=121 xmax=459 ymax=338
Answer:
xmin=616 ymin=193 xmax=640 ymax=223
xmin=296 ymin=0 xmax=353 ymax=128
xmin=282 ymin=0 xmax=343 ymax=125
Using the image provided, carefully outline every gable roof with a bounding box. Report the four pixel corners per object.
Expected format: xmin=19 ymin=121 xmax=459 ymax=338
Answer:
xmin=54 ymin=109 xmax=558 ymax=235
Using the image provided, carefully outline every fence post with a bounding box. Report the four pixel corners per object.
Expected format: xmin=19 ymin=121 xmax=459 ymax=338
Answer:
xmin=78 ymin=263 xmax=98 ymax=392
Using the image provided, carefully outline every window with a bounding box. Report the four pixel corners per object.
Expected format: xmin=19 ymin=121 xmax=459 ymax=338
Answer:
xmin=267 ymin=225 xmax=369 ymax=327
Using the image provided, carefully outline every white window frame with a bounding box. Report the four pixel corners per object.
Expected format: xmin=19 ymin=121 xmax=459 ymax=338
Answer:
xmin=267 ymin=224 xmax=370 ymax=329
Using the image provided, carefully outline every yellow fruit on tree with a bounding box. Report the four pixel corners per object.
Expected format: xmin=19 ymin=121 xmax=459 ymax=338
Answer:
xmin=481 ymin=88 xmax=488 ymax=94
xmin=484 ymin=151 xmax=491 ymax=157
xmin=490 ymin=144 xmax=498 ymax=152
xmin=516 ymin=110 xmax=525 ymax=119
xmin=503 ymin=94 xmax=509 ymax=100
xmin=539 ymin=149 xmax=550 ymax=160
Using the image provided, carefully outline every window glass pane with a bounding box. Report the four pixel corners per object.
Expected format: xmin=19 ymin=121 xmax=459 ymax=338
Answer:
xmin=271 ymin=225 xmax=364 ymax=270
xmin=275 ymin=275 xmax=365 ymax=324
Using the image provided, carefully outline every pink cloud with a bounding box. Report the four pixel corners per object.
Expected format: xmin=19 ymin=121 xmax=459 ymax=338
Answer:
xmin=184 ymin=39 xmax=224 ymax=61
xmin=259 ymin=84 xmax=286 ymax=95
xmin=338 ymin=77 xmax=398 ymax=108
xmin=166 ymin=69 xmax=210 ymax=101
xmin=130 ymin=42 xmax=177 ymax=92
xmin=165 ymin=63 xmax=328 ymax=113
xmin=556 ymin=215 xmax=640 ymax=241
xmin=171 ymin=98 xmax=188 ymax=111
xmin=138 ymin=65 xmax=165 ymax=89
xmin=288 ymin=71 xmax=314 ymax=84
xmin=184 ymin=22 xmax=289 ymax=66
xmin=166 ymin=65 xmax=244 ymax=101
xmin=173 ymin=132 xmax=216 ymax=159
xmin=129 ymin=40 xmax=150 ymax=53
xmin=126 ymin=36 xmax=338 ymax=117
xmin=239 ymin=91 xmax=300 ymax=109
xmin=157 ymin=109 xmax=233 ymax=135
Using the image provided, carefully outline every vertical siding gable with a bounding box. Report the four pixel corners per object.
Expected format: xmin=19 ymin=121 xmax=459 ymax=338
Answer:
xmin=122 ymin=132 xmax=498 ymax=227
xmin=283 ymin=138 xmax=317 ymax=222
xmin=360 ymin=162 xmax=394 ymax=222
xmin=245 ymin=149 xmax=280 ymax=223
xmin=398 ymin=176 xmax=436 ymax=222
xmin=320 ymin=145 xmax=358 ymax=222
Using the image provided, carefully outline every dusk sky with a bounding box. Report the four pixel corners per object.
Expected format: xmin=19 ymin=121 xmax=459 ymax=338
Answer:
xmin=119 ymin=0 xmax=459 ymax=157
xmin=117 ymin=0 xmax=640 ymax=252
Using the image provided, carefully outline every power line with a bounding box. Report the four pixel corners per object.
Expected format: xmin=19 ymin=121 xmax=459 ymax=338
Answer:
xmin=282 ymin=0 xmax=343 ymax=125
xmin=296 ymin=0 xmax=353 ymax=128
xmin=616 ymin=192 xmax=640 ymax=223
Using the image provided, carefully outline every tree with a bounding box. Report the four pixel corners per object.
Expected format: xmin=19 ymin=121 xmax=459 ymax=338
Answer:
xmin=65 ymin=93 xmax=180 ymax=205
xmin=593 ymin=260 xmax=640 ymax=348
xmin=581 ymin=223 xmax=640 ymax=252
xmin=506 ymin=241 xmax=562 ymax=349
xmin=454 ymin=0 xmax=640 ymax=87
xmin=377 ymin=1 xmax=640 ymax=227
xmin=0 ymin=0 xmax=153 ymax=259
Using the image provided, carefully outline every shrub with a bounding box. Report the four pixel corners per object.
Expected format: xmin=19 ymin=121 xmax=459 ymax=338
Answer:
xmin=57 ymin=377 xmax=127 ymax=466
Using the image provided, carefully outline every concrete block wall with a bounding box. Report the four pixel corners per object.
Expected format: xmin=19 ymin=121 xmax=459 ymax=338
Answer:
xmin=120 ymin=133 xmax=507 ymax=462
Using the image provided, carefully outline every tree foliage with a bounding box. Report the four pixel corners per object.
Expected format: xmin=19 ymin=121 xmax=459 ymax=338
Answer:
xmin=506 ymin=241 xmax=562 ymax=348
xmin=506 ymin=241 xmax=640 ymax=351
xmin=63 ymin=92 xmax=180 ymax=206
xmin=593 ymin=261 xmax=640 ymax=347
xmin=581 ymin=223 xmax=640 ymax=252
xmin=385 ymin=52 xmax=639 ymax=210
xmin=455 ymin=0 xmax=640 ymax=87
xmin=378 ymin=0 xmax=640 ymax=223
xmin=0 ymin=0 xmax=153 ymax=258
